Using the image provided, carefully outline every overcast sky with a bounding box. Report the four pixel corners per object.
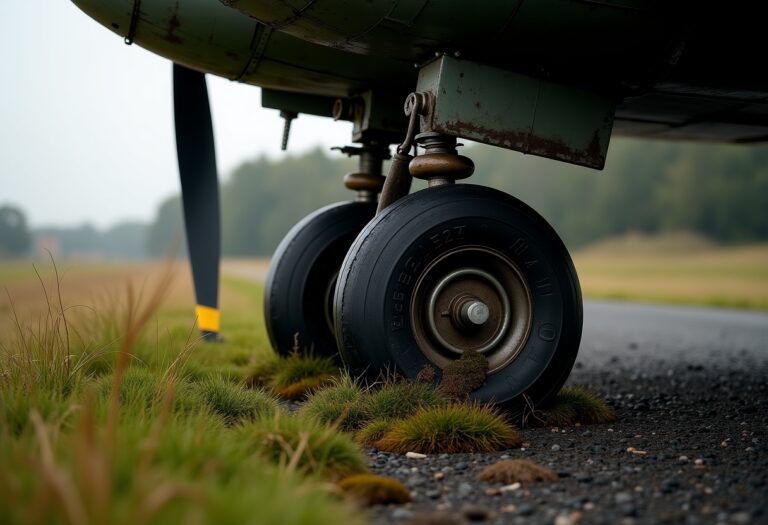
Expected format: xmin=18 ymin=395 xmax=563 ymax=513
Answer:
xmin=0 ymin=2 xmax=352 ymax=229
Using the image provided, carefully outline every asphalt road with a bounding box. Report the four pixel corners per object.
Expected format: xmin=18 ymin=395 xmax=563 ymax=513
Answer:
xmin=369 ymin=301 xmax=768 ymax=525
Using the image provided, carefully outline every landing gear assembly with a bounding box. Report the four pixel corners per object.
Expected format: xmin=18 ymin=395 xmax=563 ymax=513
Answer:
xmin=266 ymin=61 xmax=595 ymax=409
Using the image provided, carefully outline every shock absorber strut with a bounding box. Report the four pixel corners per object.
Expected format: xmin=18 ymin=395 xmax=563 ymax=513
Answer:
xmin=333 ymin=142 xmax=390 ymax=202
xmin=409 ymin=133 xmax=474 ymax=187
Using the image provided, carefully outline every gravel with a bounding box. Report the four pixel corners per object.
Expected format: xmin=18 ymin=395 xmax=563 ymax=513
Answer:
xmin=361 ymin=302 xmax=768 ymax=525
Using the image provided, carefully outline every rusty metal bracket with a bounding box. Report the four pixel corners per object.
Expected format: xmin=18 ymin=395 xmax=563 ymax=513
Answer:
xmin=416 ymin=56 xmax=617 ymax=169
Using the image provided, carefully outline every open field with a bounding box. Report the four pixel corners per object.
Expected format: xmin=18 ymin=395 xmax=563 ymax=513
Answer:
xmin=573 ymin=237 xmax=768 ymax=310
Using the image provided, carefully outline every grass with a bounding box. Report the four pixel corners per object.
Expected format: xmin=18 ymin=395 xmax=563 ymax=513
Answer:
xmin=266 ymin=353 xmax=338 ymax=400
xmin=0 ymin=260 xmax=365 ymax=524
xmin=338 ymin=474 xmax=411 ymax=505
xmin=238 ymin=413 xmax=367 ymax=480
xmin=574 ymin=234 xmax=768 ymax=310
xmin=191 ymin=374 xmax=279 ymax=425
xmin=298 ymin=375 xmax=369 ymax=431
xmin=377 ymin=404 xmax=521 ymax=454
xmin=529 ymin=386 xmax=616 ymax=427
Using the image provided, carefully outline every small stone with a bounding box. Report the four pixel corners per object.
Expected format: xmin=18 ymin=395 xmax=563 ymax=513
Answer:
xmin=678 ymin=455 xmax=689 ymax=463
xmin=426 ymin=489 xmax=441 ymax=500
xmin=499 ymin=482 xmax=521 ymax=493
xmin=694 ymin=458 xmax=704 ymax=466
xmin=455 ymin=462 xmax=469 ymax=470
xmin=484 ymin=487 xmax=500 ymax=496
xmin=458 ymin=482 xmax=473 ymax=497
xmin=661 ymin=478 xmax=680 ymax=493
xmin=517 ymin=503 xmax=535 ymax=516
xmin=462 ymin=505 xmax=490 ymax=522
xmin=575 ymin=472 xmax=593 ymax=483
xmin=392 ymin=508 xmax=413 ymax=520
xmin=583 ymin=502 xmax=595 ymax=511
xmin=434 ymin=472 xmax=445 ymax=481
xmin=731 ymin=512 xmax=751 ymax=525
xmin=406 ymin=452 xmax=427 ymax=459
xmin=614 ymin=492 xmax=632 ymax=505
xmin=500 ymin=505 xmax=516 ymax=513
xmin=551 ymin=444 xmax=561 ymax=452
xmin=555 ymin=511 xmax=583 ymax=525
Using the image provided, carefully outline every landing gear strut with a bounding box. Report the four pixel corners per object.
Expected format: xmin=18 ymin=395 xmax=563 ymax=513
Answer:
xmin=333 ymin=124 xmax=582 ymax=412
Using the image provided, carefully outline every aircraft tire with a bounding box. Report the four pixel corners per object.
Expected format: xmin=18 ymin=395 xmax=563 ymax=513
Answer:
xmin=333 ymin=184 xmax=582 ymax=413
xmin=264 ymin=200 xmax=376 ymax=358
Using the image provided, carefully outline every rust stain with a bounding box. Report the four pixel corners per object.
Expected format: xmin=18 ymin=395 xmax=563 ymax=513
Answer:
xmin=439 ymin=120 xmax=606 ymax=169
xmin=166 ymin=2 xmax=184 ymax=44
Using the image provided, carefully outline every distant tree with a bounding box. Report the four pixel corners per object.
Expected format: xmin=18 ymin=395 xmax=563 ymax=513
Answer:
xmin=101 ymin=221 xmax=148 ymax=259
xmin=146 ymin=196 xmax=186 ymax=258
xmin=0 ymin=205 xmax=31 ymax=257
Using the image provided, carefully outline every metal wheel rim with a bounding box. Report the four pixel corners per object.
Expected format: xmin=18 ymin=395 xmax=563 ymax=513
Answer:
xmin=410 ymin=245 xmax=533 ymax=374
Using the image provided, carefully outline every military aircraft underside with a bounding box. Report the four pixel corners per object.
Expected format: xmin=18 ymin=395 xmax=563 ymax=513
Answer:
xmin=71 ymin=0 xmax=768 ymax=412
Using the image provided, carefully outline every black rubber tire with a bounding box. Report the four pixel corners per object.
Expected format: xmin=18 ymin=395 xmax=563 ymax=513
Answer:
xmin=264 ymin=200 xmax=376 ymax=358
xmin=333 ymin=185 xmax=582 ymax=412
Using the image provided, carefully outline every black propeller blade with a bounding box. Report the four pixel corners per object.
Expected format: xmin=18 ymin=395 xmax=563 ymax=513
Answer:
xmin=172 ymin=63 xmax=221 ymax=341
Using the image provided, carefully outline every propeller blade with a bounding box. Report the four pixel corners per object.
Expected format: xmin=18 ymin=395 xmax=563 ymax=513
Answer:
xmin=172 ymin=63 xmax=221 ymax=340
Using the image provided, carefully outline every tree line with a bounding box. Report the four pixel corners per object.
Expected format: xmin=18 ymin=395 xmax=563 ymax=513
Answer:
xmin=3 ymin=138 xmax=766 ymax=259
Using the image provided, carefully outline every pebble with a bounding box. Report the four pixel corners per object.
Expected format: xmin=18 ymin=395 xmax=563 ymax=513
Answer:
xmin=391 ymin=509 xmax=413 ymax=520
xmin=614 ymin=492 xmax=633 ymax=505
xmin=575 ymin=472 xmax=594 ymax=483
xmin=462 ymin=505 xmax=490 ymax=521
xmin=517 ymin=503 xmax=535 ymax=516
xmin=433 ymin=472 xmax=445 ymax=481
xmin=406 ymin=452 xmax=427 ymax=459
xmin=552 ymin=444 xmax=562 ymax=451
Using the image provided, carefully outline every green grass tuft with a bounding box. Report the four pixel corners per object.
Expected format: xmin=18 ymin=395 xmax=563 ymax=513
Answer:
xmin=355 ymin=419 xmax=396 ymax=448
xmin=338 ymin=473 xmax=412 ymax=505
xmin=298 ymin=375 xmax=368 ymax=431
xmin=239 ymin=413 xmax=367 ymax=480
xmin=267 ymin=354 xmax=338 ymax=400
xmin=539 ymin=386 xmax=616 ymax=427
xmin=191 ymin=375 xmax=279 ymax=425
xmin=363 ymin=381 xmax=446 ymax=421
xmin=377 ymin=403 xmax=521 ymax=454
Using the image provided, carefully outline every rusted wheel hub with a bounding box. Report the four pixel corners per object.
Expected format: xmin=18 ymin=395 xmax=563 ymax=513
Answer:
xmin=411 ymin=246 xmax=532 ymax=373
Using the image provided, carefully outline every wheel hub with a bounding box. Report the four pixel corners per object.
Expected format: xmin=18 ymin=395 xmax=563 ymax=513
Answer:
xmin=412 ymin=246 xmax=533 ymax=373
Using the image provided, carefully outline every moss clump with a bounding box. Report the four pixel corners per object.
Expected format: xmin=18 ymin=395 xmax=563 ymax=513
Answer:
xmin=438 ymin=350 xmax=488 ymax=398
xmin=240 ymin=413 xmax=367 ymax=480
xmin=363 ymin=381 xmax=445 ymax=422
xmin=338 ymin=473 xmax=412 ymax=505
xmin=355 ymin=419 xmax=396 ymax=448
xmin=416 ymin=364 xmax=436 ymax=383
xmin=476 ymin=459 xmax=558 ymax=484
xmin=269 ymin=354 xmax=338 ymax=400
xmin=377 ymin=404 xmax=520 ymax=454
xmin=539 ymin=386 xmax=616 ymax=427
xmin=192 ymin=375 xmax=279 ymax=425
xmin=299 ymin=376 xmax=368 ymax=431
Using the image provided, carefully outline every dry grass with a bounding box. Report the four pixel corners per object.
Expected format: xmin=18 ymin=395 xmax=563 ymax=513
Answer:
xmin=476 ymin=459 xmax=558 ymax=484
xmin=574 ymin=235 xmax=768 ymax=310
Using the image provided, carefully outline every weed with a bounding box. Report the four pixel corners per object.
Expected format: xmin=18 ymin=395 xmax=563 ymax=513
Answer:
xmin=268 ymin=354 xmax=337 ymax=400
xmin=537 ymin=386 xmax=616 ymax=427
xmin=298 ymin=375 xmax=367 ymax=431
xmin=363 ymin=381 xmax=445 ymax=422
xmin=377 ymin=403 xmax=520 ymax=454
xmin=239 ymin=413 xmax=367 ymax=480
xmin=355 ymin=419 xmax=395 ymax=448
xmin=191 ymin=374 xmax=279 ymax=425
xmin=475 ymin=459 xmax=558 ymax=484
xmin=338 ymin=473 xmax=411 ymax=505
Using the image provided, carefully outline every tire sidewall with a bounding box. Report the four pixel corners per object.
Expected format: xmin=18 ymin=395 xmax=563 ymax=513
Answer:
xmin=336 ymin=185 xmax=581 ymax=407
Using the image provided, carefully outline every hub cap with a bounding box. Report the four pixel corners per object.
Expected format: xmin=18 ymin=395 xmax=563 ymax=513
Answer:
xmin=411 ymin=246 xmax=532 ymax=374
